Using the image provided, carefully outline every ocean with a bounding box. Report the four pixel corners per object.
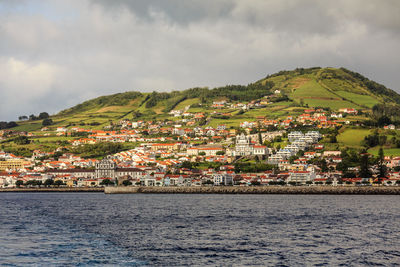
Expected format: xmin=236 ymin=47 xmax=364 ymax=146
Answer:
xmin=0 ymin=193 xmax=399 ymax=266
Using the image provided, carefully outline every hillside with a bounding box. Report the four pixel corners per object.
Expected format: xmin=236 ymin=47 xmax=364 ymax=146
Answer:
xmin=10 ymin=67 xmax=400 ymax=131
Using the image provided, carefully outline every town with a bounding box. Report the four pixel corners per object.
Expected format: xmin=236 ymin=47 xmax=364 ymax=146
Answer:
xmin=1 ymin=104 xmax=400 ymax=189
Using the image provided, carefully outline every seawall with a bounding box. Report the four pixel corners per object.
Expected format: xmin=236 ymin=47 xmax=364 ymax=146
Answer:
xmin=104 ymin=186 xmax=400 ymax=195
xmin=0 ymin=187 xmax=104 ymax=193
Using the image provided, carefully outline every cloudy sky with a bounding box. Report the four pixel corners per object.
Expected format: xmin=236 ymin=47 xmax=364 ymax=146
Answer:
xmin=0 ymin=0 xmax=399 ymax=121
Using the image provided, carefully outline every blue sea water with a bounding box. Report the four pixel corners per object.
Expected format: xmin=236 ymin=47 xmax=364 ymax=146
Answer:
xmin=0 ymin=193 xmax=399 ymax=266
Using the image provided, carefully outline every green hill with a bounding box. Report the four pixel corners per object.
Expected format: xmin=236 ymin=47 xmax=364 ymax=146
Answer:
xmin=11 ymin=67 xmax=400 ymax=131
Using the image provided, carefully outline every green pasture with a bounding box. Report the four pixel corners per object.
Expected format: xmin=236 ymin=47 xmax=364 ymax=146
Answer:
xmin=336 ymin=91 xmax=380 ymax=108
xmin=337 ymin=128 xmax=372 ymax=147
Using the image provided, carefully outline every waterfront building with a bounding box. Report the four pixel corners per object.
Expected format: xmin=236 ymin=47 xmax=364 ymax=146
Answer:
xmin=95 ymin=158 xmax=116 ymax=179
xmin=287 ymin=170 xmax=316 ymax=184
xmin=212 ymin=173 xmax=233 ymax=186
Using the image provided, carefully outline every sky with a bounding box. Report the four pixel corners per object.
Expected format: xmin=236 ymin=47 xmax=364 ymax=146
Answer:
xmin=0 ymin=0 xmax=399 ymax=121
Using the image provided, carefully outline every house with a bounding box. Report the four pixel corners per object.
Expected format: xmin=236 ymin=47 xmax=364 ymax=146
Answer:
xmin=268 ymin=154 xmax=284 ymax=164
xmin=253 ymin=145 xmax=268 ymax=156
xmin=276 ymin=149 xmax=294 ymax=159
xmin=56 ymin=127 xmax=68 ymax=132
xmin=151 ymin=143 xmax=180 ymax=152
xmin=384 ymin=124 xmax=396 ymax=130
xmin=140 ymin=175 xmax=157 ymax=186
xmin=323 ymin=151 xmax=341 ymax=158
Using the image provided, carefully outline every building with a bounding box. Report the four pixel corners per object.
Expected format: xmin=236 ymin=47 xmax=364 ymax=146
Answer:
xmin=0 ymin=159 xmax=30 ymax=171
xmin=46 ymin=158 xmax=145 ymax=181
xmin=253 ymin=145 xmax=268 ymax=156
xmin=287 ymin=171 xmax=316 ymax=184
xmin=95 ymin=158 xmax=116 ymax=179
xmin=212 ymin=173 xmax=233 ymax=186
xmin=234 ymin=133 xmax=253 ymax=156
xmin=288 ymin=131 xmax=304 ymax=142
xmin=187 ymin=146 xmax=224 ymax=156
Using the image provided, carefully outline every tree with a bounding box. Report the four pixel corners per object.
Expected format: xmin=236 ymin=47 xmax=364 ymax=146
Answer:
xmin=359 ymin=154 xmax=371 ymax=178
xmin=29 ymin=114 xmax=38 ymax=120
xmin=202 ymin=180 xmax=214 ymax=185
xmin=54 ymin=180 xmax=64 ymax=187
xmin=100 ymin=179 xmax=114 ymax=186
xmin=319 ymin=159 xmax=328 ymax=172
xmin=16 ymin=180 xmax=24 ymax=188
xmin=258 ymin=131 xmax=263 ymax=145
xmin=44 ymin=178 xmax=54 ymax=187
xmin=122 ymin=180 xmax=132 ymax=186
xmin=14 ymin=136 xmax=30 ymax=145
xmin=18 ymin=115 xmax=28 ymax=121
xmin=0 ymin=121 xmax=18 ymax=129
xmin=216 ymin=151 xmax=225 ymax=155
xmin=42 ymin=118 xmax=53 ymax=126
xmin=181 ymin=161 xmax=193 ymax=169
xmin=377 ymin=115 xmax=391 ymax=127
xmin=38 ymin=112 xmax=49 ymax=119
xmin=198 ymin=152 xmax=206 ymax=156
xmin=377 ymin=147 xmax=387 ymax=179
xmin=6 ymin=121 xmax=18 ymax=128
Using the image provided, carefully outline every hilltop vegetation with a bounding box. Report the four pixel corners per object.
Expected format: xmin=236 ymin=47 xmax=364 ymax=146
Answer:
xmin=8 ymin=67 xmax=400 ymax=131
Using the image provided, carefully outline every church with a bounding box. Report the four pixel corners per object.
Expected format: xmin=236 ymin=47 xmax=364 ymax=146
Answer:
xmin=233 ymin=133 xmax=268 ymax=157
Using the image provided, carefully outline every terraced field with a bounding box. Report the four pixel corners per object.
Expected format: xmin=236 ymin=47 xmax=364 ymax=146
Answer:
xmin=289 ymin=80 xmax=359 ymax=109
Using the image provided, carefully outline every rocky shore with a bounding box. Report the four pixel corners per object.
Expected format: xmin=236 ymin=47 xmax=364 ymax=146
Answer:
xmin=0 ymin=187 xmax=104 ymax=193
xmin=104 ymin=186 xmax=400 ymax=195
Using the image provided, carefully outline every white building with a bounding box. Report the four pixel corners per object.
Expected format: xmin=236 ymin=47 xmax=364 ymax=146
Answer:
xmin=269 ymin=154 xmax=284 ymax=164
xmin=212 ymin=173 xmax=233 ymax=186
xmin=285 ymin=144 xmax=300 ymax=153
xmin=276 ymin=148 xmax=294 ymax=159
xmin=287 ymin=171 xmax=316 ymax=184
xmin=288 ymin=131 xmax=304 ymax=142
xmin=253 ymin=145 xmax=268 ymax=156
xmin=234 ymin=134 xmax=253 ymax=156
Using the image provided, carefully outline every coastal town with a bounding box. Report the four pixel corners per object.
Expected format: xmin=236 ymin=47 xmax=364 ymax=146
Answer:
xmin=1 ymin=104 xmax=400 ymax=189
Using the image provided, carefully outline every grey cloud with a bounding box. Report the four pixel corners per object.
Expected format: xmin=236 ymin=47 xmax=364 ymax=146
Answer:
xmin=0 ymin=0 xmax=399 ymax=121
xmin=90 ymin=0 xmax=235 ymax=25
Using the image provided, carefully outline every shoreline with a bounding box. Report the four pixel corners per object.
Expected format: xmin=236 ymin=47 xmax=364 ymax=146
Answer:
xmin=104 ymin=186 xmax=400 ymax=195
xmin=1 ymin=186 xmax=400 ymax=194
xmin=0 ymin=187 xmax=104 ymax=193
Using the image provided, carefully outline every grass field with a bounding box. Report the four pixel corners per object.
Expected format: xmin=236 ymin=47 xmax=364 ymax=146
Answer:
xmin=303 ymin=99 xmax=359 ymax=110
xmin=174 ymin=98 xmax=200 ymax=110
xmin=208 ymin=118 xmax=250 ymax=128
xmin=11 ymin=122 xmax=43 ymax=132
xmin=290 ymin=80 xmax=339 ymax=99
xmin=321 ymin=78 xmax=365 ymax=94
xmin=289 ymin=80 xmax=359 ymax=110
xmin=336 ymin=91 xmax=380 ymax=108
xmin=30 ymin=136 xmax=75 ymax=142
xmin=368 ymin=147 xmax=400 ymax=157
xmin=337 ymin=128 xmax=372 ymax=148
